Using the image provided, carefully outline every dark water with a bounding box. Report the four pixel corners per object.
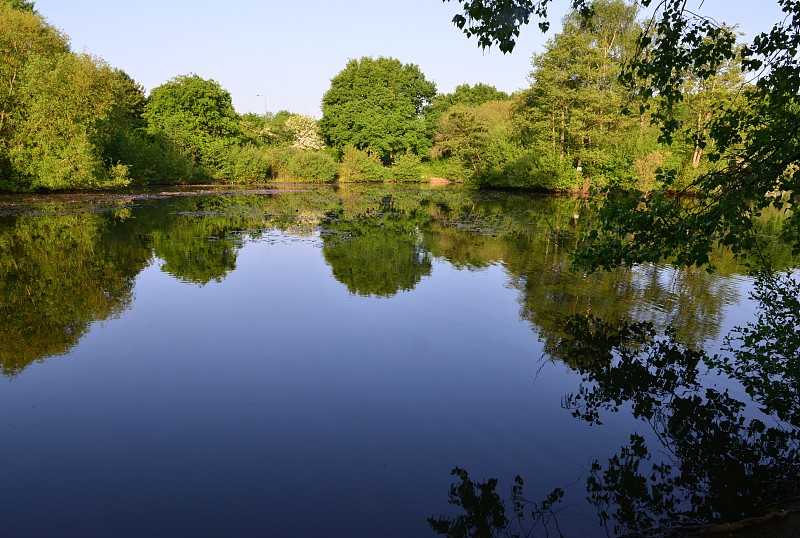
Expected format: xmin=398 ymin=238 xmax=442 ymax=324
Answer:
xmin=0 ymin=186 xmax=797 ymax=537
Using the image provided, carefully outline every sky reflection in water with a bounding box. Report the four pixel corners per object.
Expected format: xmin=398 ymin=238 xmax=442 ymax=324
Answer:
xmin=0 ymin=187 xmax=794 ymax=536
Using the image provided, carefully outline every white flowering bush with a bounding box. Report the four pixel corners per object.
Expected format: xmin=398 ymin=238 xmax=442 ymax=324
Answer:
xmin=285 ymin=115 xmax=324 ymax=151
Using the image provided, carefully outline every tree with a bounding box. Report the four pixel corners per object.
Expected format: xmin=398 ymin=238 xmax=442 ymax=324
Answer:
xmin=1 ymin=5 xmax=202 ymax=190
xmin=144 ymin=74 xmax=242 ymax=171
xmin=444 ymin=0 xmax=594 ymax=53
xmin=320 ymin=56 xmax=436 ymax=163
xmin=7 ymin=52 xmax=130 ymax=190
xmin=446 ymin=0 xmax=800 ymax=271
xmin=427 ymin=83 xmax=510 ymax=121
xmin=0 ymin=0 xmax=35 ymax=12
xmin=0 ymin=1 xmax=65 ymax=132
xmin=515 ymin=0 xmax=642 ymax=188
xmin=433 ymin=100 xmax=517 ymax=178
xmin=426 ymin=82 xmax=511 ymax=138
xmin=103 ymin=69 xmax=200 ymax=185
xmin=0 ymin=3 xmax=68 ymax=186
xmin=577 ymin=0 xmax=800 ymax=270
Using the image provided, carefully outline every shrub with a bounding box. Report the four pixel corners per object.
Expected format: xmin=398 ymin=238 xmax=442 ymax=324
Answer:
xmin=389 ymin=153 xmax=424 ymax=182
xmin=337 ymin=146 xmax=386 ymax=182
xmin=221 ymin=145 xmax=271 ymax=184
xmin=107 ymin=130 xmax=203 ymax=185
xmin=482 ymin=151 xmax=578 ymax=191
xmin=421 ymin=156 xmax=471 ymax=183
xmin=281 ymin=149 xmax=336 ymax=182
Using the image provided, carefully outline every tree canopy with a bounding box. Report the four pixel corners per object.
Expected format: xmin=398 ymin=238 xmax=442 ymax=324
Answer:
xmin=320 ymin=56 xmax=437 ymax=163
xmin=0 ymin=4 xmax=204 ymax=190
xmin=431 ymin=83 xmax=510 ymax=113
xmin=446 ymin=0 xmax=800 ymax=271
xmin=144 ymin=74 xmax=243 ymax=171
xmin=0 ymin=0 xmax=35 ymax=12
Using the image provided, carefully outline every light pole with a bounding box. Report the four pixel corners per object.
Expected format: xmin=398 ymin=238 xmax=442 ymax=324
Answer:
xmin=256 ymin=94 xmax=268 ymax=126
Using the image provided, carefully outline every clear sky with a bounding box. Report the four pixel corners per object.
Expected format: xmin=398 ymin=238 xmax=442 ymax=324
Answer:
xmin=34 ymin=1 xmax=784 ymax=118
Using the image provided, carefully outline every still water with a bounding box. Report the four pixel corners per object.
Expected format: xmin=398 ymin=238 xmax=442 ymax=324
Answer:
xmin=0 ymin=186 xmax=796 ymax=536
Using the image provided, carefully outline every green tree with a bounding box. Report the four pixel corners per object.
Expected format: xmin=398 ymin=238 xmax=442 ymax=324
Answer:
xmin=265 ymin=110 xmax=296 ymax=146
xmin=320 ymin=56 xmax=436 ymax=163
xmin=0 ymin=4 xmax=68 ymax=186
xmin=103 ymin=69 xmax=200 ymax=185
xmin=426 ymin=83 xmax=511 ymax=135
xmin=0 ymin=4 xmax=202 ymax=190
xmin=144 ymin=74 xmax=243 ymax=171
xmin=439 ymin=83 xmax=510 ymax=108
xmin=515 ymin=0 xmax=641 ymax=189
xmin=0 ymin=0 xmax=35 ymax=12
xmin=8 ymin=52 xmax=130 ymax=190
xmin=446 ymin=0 xmax=800 ymax=270
xmin=433 ymin=99 xmax=518 ymax=182
xmin=239 ymin=111 xmax=269 ymax=145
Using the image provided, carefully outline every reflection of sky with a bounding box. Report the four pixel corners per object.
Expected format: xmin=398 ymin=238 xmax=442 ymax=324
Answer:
xmin=0 ymin=232 xmax=628 ymax=536
xmin=0 ymin=225 xmax=790 ymax=536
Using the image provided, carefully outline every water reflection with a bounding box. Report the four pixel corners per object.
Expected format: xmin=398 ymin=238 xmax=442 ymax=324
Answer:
xmin=431 ymin=271 xmax=800 ymax=536
xmin=321 ymin=195 xmax=432 ymax=297
xmin=554 ymin=308 xmax=800 ymax=535
xmin=0 ymin=186 xmax=797 ymax=536
xmin=0 ymin=210 xmax=148 ymax=374
xmin=0 ymin=187 xmax=786 ymax=375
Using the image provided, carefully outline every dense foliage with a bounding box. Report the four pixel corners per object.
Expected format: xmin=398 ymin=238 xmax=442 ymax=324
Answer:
xmin=2 ymin=0 xmax=797 ymax=264
xmin=444 ymin=0 xmax=800 ymax=271
xmin=320 ymin=57 xmax=437 ymax=163
xmin=144 ymin=74 xmax=243 ymax=171
xmin=0 ymin=3 xmax=344 ymax=190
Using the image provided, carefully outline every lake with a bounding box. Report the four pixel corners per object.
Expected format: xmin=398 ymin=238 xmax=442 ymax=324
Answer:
xmin=0 ymin=185 xmax=797 ymax=537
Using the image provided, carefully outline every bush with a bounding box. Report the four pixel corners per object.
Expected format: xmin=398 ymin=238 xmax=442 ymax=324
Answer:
xmin=281 ymin=149 xmax=336 ymax=182
xmin=221 ymin=145 xmax=271 ymax=184
xmin=472 ymin=138 xmax=525 ymax=185
xmin=579 ymin=148 xmax=638 ymax=190
xmin=482 ymin=151 xmax=578 ymax=191
xmin=106 ymin=130 xmax=204 ymax=185
xmin=389 ymin=153 xmax=424 ymax=182
xmin=337 ymin=146 xmax=386 ymax=182
xmin=421 ymin=156 xmax=471 ymax=183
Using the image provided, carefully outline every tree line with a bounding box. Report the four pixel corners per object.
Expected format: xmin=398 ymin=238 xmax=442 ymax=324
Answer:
xmin=0 ymin=0 xmax=772 ymax=194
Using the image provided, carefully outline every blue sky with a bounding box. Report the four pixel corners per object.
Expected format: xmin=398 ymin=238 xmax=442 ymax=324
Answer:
xmin=34 ymin=1 xmax=784 ymax=117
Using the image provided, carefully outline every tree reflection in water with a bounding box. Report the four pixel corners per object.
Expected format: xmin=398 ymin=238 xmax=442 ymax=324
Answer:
xmin=0 ymin=188 xmax=764 ymax=375
xmin=431 ymin=271 xmax=800 ymax=537
xmin=0 ymin=189 xmax=797 ymax=534
xmin=320 ymin=194 xmax=432 ymax=298
xmin=0 ymin=210 xmax=150 ymax=375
